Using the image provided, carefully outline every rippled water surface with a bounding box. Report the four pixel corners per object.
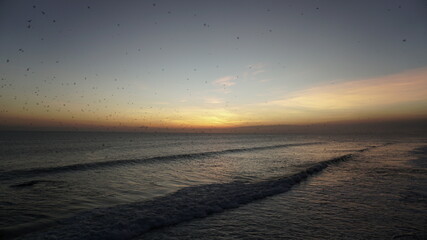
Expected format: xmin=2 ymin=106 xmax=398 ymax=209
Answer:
xmin=141 ymin=142 xmax=427 ymax=240
xmin=0 ymin=132 xmax=425 ymax=239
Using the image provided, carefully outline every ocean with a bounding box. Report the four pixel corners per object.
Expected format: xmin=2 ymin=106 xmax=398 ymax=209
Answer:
xmin=0 ymin=132 xmax=426 ymax=239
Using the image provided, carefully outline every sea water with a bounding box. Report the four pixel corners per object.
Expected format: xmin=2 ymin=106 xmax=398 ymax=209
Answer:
xmin=0 ymin=132 xmax=425 ymax=239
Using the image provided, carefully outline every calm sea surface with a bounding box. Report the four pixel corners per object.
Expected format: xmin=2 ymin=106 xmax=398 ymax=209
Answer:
xmin=0 ymin=132 xmax=426 ymax=239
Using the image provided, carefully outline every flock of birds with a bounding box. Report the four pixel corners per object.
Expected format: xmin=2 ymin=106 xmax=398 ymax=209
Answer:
xmin=1 ymin=3 xmax=270 ymax=130
xmin=1 ymin=2 xmax=409 ymax=131
xmin=0 ymin=4 xmax=210 ymax=130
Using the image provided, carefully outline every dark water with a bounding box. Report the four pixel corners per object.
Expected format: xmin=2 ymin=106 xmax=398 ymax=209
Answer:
xmin=0 ymin=132 xmax=425 ymax=239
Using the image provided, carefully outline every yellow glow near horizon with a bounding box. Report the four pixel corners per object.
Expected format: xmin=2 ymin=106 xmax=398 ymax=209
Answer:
xmin=1 ymin=68 xmax=427 ymax=130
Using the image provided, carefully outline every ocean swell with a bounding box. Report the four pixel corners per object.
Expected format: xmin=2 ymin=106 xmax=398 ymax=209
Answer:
xmin=16 ymin=150 xmax=371 ymax=240
xmin=0 ymin=142 xmax=321 ymax=181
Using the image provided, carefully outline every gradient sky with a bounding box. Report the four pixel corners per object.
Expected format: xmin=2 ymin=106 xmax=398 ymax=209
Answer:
xmin=1 ymin=0 xmax=427 ymax=130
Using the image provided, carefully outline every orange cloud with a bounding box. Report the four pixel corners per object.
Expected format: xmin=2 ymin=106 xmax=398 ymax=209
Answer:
xmin=267 ymin=68 xmax=427 ymax=110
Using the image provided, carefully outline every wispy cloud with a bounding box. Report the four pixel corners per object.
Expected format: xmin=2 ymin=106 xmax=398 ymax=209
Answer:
xmin=265 ymin=68 xmax=427 ymax=111
xmin=252 ymin=69 xmax=265 ymax=76
xmin=213 ymin=76 xmax=236 ymax=87
xmin=245 ymin=63 xmax=267 ymax=82
xmin=212 ymin=75 xmax=237 ymax=94
xmin=249 ymin=63 xmax=266 ymax=76
xmin=204 ymin=97 xmax=224 ymax=104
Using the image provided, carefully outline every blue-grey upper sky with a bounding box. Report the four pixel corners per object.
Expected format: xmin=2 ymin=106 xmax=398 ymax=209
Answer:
xmin=1 ymin=0 xmax=427 ymax=129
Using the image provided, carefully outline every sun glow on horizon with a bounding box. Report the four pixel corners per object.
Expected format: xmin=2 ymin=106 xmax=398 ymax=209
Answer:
xmin=1 ymin=1 xmax=427 ymax=131
xmin=1 ymin=67 xmax=427 ymax=131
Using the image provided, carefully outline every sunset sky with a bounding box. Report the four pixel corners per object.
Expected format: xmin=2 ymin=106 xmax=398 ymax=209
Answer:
xmin=1 ymin=0 xmax=427 ymax=131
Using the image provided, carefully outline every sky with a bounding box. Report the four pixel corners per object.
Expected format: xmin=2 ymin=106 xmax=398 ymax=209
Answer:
xmin=1 ymin=0 xmax=427 ymax=132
